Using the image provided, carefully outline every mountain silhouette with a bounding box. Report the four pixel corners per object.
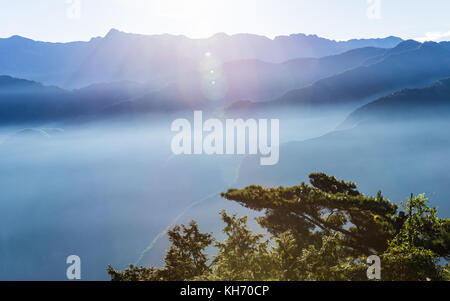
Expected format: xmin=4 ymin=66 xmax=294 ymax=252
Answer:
xmin=0 ymin=76 xmax=150 ymax=124
xmin=221 ymin=46 xmax=388 ymax=102
xmin=5 ymin=36 xmax=450 ymax=124
xmin=341 ymin=78 xmax=450 ymax=128
xmin=234 ymin=78 xmax=450 ymax=215
xmin=0 ymin=30 xmax=402 ymax=89
xmin=236 ymin=41 xmax=450 ymax=115
xmin=0 ymin=76 xmax=68 ymax=124
xmin=0 ymin=44 xmax=395 ymax=124
xmin=115 ymin=46 xmax=389 ymax=111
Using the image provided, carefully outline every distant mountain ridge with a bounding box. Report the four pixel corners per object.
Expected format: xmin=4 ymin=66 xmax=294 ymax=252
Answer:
xmin=112 ymin=46 xmax=390 ymax=111
xmin=234 ymin=78 xmax=450 ymax=215
xmin=0 ymin=76 xmax=149 ymax=124
xmin=6 ymin=34 xmax=450 ymax=125
xmin=0 ymin=29 xmax=402 ymax=88
xmin=0 ymin=45 xmax=397 ymax=124
xmin=3 ymin=40 xmax=450 ymax=124
xmin=0 ymin=76 xmax=67 ymax=123
xmin=221 ymin=46 xmax=388 ymax=102
xmin=341 ymin=78 xmax=450 ymax=128
xmin=232 ymin=41 xmax=450 ymax=114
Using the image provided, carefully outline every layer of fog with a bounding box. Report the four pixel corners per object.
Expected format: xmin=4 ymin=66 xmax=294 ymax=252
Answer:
xmin=0 ymin=109 xmax=344 ymax=280
xmin=237 ymin=118 xmax=450 ymax=217
xmin=2 ymin=109 xmax=448 ymax=280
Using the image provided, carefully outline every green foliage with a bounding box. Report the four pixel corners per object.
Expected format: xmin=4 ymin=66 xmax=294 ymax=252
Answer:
xmin=109 ymin=221 xmax=213 ymax=281
xmin=108 ymin=173 xmax=449 ymax=281
xmin=222 ymin=173 xmax=400 ymax=256
xmin=381 ymin=194 xmax=449 ymax=281
xmin=198 ymin=211 xmax=275 ymax=281
xmin=271 ymin=231 xmax=367 ymax=281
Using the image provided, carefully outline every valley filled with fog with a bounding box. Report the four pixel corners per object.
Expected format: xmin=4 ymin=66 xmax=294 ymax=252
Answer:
xmin=1 ymin=30 xmax=450 ymax=280
xmin=0 ymin=110 xmax=346 ymax=280
xmin=1 ymin=107 xmax=449 ymax=280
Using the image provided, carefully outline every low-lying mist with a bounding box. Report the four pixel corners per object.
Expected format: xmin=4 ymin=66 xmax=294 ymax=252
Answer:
xmin=0 ymin=110 xmax=345 ymax=280
xmin=237 ymin=118 xmax=450 ymax=217
xmin=1 ymin=109 xmax=448 ymax=280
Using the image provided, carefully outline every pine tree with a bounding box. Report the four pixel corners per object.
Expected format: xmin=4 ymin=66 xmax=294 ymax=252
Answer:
xmin=108 ymin=173 xmax=450 ymax=281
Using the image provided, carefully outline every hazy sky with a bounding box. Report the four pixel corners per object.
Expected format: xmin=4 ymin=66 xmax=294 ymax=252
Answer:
xmin=1 ymin=0 xmax=450 ymax=42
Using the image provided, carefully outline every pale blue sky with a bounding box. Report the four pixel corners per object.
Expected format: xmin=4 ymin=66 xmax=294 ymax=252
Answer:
xmin=1 ymin=0 xmax=449 ymax=42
